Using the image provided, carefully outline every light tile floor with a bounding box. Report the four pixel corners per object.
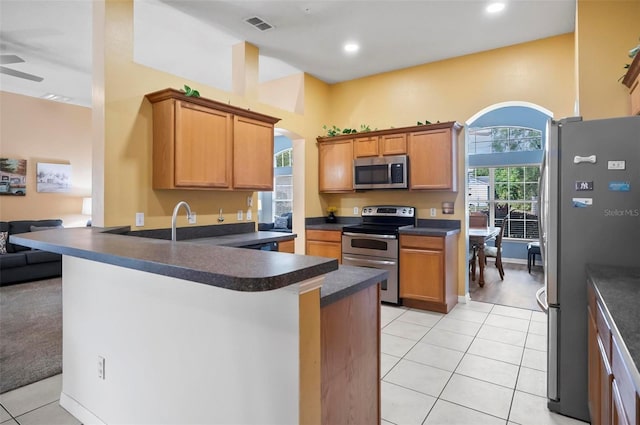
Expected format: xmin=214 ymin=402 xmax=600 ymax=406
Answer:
xmin=381 ymin=301 xmax=589 ymax=425
xmin=0 ymin=300 xmax=590 ymax=425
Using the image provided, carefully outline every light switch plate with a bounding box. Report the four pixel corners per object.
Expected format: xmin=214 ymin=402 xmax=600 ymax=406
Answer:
xmin=430 ymin=208 xmax=437 ymax=217
xmin=188 ymin=213 xmax=196 ymax=224
xmin=246 ymin=209 xmax=252 ymax=220
xmin=237 ymin=210 xmax=243 ymax=220
xmin=353 ymin=207 xmax=359 ymax=215
xmin=135 ymin=212 xmax=144 ymax=227
xmin=247 ymin=196 xmax=253 ymax=207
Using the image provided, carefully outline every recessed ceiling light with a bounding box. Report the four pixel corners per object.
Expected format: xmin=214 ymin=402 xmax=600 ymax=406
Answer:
xmin=486 ymin=2 xmax=506 ymax=13
xmin=344 ymin=43 xmax=359 ymax=53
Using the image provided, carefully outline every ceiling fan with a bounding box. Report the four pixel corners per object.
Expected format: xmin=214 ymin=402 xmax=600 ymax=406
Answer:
xmin=0 ymin=54 xmax=43 ymax=82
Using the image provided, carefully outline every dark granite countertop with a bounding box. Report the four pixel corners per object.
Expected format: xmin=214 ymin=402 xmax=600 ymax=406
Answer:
xmin=305 ymin=223 xmax=348 ymax=231
xmin=320 ymin=265 xmax=388 ymax=307
xmin=587 ymin=264 xmax=640 ymax=390
xmin=399 ymin=226 xmax=461 ymax=237
xmin=187 ymin=231 xmax=295 ymax=247
xmin=10 ymin=227 xmax=337 ymax=293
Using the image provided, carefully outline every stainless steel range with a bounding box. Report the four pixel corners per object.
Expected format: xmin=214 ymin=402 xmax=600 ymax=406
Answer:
xmin=341 ymin=205 xmax=416 ymax=304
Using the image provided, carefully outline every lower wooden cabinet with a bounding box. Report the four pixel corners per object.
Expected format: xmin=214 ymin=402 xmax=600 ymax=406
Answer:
xmin=278 ymin=239 xmax=295 ymax=253
xmin=588 ymin=283 xmax=639 ymax=425
xmin=399 ymin=233 xmax=457 ymax=313
xmin=306 ymin=230 xmax=342 ymax=264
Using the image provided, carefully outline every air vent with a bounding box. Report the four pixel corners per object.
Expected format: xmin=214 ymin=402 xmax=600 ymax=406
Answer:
xmin=245 ymin=16 xmax=273 ymax=31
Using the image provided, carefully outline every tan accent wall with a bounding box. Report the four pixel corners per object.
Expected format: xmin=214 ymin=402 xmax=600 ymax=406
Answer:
xmin=0 ymin=91 xmax=92 ymax=226
xmin=576 ymin=0 xmax=640 ymax=119
xmin=99 ymin=0 xmax=313 ymax=228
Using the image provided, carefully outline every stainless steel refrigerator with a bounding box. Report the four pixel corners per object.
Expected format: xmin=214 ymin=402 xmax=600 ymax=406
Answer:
xmin=538 ymin=115 xmax=640 ymax=422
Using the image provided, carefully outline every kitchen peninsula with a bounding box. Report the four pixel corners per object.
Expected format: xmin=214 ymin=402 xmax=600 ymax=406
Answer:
xmin=11 ymin=226 xmax=386 ymax=425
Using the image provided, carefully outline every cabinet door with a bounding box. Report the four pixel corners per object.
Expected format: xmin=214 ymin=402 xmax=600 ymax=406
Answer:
xmin=630 ymin=75 xmax=640 ymax=116
xmin=600 ymin=336 xmax=613 ymax=425
xmin=380 ymin=133 xmax=407 ymax=155
xmin=278 ymin=239 xmax=295 ymax=253
xmin=306 ymin=240 xmax=342 ymax=263
xmin=318 ymin=140 xmax=354 ymax=192
xmin=399 ymin=247 xmax=444 ymax=302
xmin=354 ymin=136 xmax=379 ymax=158
xmin=589 ymin=306 xmax=602 ymax=425
xmin=408 ymin=129 xmax=455 ymax=190
xmin=612 ymin=380 xmax=630 ymax=425
xmin=233 ymin=116 xmax=274 ymax=190
xmin=175 ymin=101 xmax=232 ymax=188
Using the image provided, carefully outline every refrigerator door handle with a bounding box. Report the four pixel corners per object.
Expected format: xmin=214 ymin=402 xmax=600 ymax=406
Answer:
xmin=548 ymin=306 xmax=559 ymax=401
xmin=536 ymin=287 xmax=548 ymax=312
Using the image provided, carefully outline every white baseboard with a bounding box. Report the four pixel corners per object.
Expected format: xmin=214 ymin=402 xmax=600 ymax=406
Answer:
xmin=60 ymin=392 xmax=106 ymax=425
xmin=458 ymin=293 xmax=471 ymax=304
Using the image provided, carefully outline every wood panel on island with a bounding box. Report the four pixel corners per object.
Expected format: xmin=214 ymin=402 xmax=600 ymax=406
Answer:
xmin=317 ymin=121 xmax=461 ymax=193
xmin=145 ymin=88 xmax=280 ymax=191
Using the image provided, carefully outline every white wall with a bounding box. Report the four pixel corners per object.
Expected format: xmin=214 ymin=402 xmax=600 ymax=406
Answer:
xmin=60 ymin=257 xmax=300 ymax=424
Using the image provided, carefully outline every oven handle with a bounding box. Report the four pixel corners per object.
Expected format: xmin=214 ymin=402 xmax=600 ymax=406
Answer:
xmin=342 ymin=232 xmax=397 ymax=240
xmin=342 ymin=256 xmax=397 ymax=266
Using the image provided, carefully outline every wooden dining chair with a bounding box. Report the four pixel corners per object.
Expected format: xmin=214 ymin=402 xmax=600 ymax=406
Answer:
xmin=469 ymin=212 xmax=489 ymax=228
xmin=484 ymin=219 xmax=506 ymax=280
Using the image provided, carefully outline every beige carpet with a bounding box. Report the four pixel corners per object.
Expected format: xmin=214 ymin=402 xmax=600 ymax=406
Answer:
xmin=0 ymin=278 xmax=62 ymax=394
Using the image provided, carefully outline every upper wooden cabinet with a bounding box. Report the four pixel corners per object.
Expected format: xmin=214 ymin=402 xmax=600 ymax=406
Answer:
xmin=318 ymin=139 xmax=354 ymax=193
xmin=622 ymin=53 xmax=640 ymax=116
xmin=353 ymin=134 xmax=407 ymax=158
xmin=408 ymin=122 xmax=461 ymax=191
xmin=317 ymin=122 xmax=461 ymax=193
xmin=233 ymin=115 xmax=274 ymax=190
xmin=145 ymin=88 xmax=280 ymax=190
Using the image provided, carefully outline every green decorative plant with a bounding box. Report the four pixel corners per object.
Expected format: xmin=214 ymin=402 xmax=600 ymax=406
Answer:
xmin=322 ymin=124 xmax=375 ymax=137
xmin=621 ymin=38 xmax=640 ymax=80
xmin=416 ymin=120 xmax=432 ymax=125
xmin=182 ymin=85 xmax=200 ymax=97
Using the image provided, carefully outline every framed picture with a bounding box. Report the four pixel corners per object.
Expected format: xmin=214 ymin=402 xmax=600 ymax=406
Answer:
xmin=0 ymin=158 xmax=27 ymax=196
xmin=36 ymin=162 xmax=72 ymax=193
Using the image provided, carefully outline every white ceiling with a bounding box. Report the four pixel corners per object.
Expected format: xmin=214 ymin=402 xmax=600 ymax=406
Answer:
xmin=0 ymin=0 xmax=576 ymax=108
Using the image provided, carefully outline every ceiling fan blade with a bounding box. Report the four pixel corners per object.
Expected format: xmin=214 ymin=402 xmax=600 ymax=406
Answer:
xmin=0 ymin=54 xmax=24 ymax=65
xmin=0 ymin=66 xmax=43 ymax=82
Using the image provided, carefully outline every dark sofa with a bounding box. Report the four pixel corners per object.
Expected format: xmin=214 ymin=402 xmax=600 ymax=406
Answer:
xmin=0 ymin=219 xmax=63 ymax=286
xmin=258 ymin=212 xmax=292 ymax=233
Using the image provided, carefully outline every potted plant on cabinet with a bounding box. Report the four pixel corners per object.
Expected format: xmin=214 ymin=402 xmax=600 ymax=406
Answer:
xmin=326 ymin=206 xmax=338 ymax=223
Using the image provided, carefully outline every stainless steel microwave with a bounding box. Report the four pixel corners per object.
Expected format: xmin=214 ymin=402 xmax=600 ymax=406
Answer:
xmin=353 ymin=155 xmax=408 ymax=190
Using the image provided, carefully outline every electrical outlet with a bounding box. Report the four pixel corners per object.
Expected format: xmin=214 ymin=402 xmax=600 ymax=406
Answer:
xmin=430 ymin=208 xmax=437 ymax=217
xmin=188 ymin=212 xmax=196 ymax=224
xmin=135 ymin=212 xmax=144 ymax=227
xmin=247 ymin=196 xmax=253 ymax=207
xmin=237 ymin=210 xmax=243 ymax=220
xmin=246 ymin=209 xmax=252 ymax=220
xmin=98 ymin=356 xmax=105 ymax=380
xmin=353 ymin=207 xmax=359 ymax=215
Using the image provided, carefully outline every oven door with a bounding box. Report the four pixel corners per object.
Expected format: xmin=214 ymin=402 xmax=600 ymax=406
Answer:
xmin=342 ymin=232 xmax=398 ymax=259
xmin=342 ymin=253 xmax=398 ymax=304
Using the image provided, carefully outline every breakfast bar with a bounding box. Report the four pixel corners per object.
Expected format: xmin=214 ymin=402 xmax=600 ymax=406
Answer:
xmin=11 ymin=227 xmax=387 ymax=425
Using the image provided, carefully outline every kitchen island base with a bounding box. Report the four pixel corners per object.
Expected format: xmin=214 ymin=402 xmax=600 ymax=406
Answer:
xmin=60 ymin=256 xmax=311 ymax=424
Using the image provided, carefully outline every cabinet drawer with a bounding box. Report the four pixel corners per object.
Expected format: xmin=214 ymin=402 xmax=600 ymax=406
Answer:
xmin=596 ymin=302 xmax=612 ymax=361
xmin=307 ymin=230 xmax=342 ymax=243
xmin=611 ymin=336 xmax=637 ymax=425
xmin=400 ymin=235 xmax=444 ymax=250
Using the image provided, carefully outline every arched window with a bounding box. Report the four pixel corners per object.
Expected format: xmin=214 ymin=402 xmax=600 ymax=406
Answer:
xmin=467 ymin=104 xmax=550 ymax=241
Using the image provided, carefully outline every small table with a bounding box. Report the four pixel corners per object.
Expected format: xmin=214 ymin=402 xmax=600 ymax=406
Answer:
xmin=469 ymin=227 xmax=501 ymax=287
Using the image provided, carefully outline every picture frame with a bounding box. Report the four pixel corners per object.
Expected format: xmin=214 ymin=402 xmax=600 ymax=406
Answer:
xmin=0 ymin=158 xmax=27 ymax=196
xmin=36 ymin=162 xmax=72 ymax=193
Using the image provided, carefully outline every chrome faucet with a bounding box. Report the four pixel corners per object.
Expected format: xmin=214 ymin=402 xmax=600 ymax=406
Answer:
xmin=171 ymin=201 xmax=193 ymax=242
